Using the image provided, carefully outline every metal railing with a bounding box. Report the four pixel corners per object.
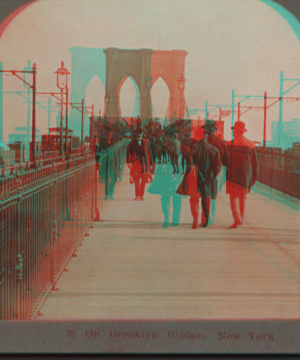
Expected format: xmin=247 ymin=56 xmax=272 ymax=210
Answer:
xmin=0 ymin=150 xmax=96 ymax=198
xmin=1 ymin=150 xmax=15 ymax=165
xmin=257 ymin=147 xmax=300 ymax=199
xmin=0 ymin=139 xmax=127 ymax=320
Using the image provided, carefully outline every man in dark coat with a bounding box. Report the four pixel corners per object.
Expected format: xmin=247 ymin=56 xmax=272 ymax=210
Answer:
xmin=161 ymin=131 xmax=168 ymax=163
xmin=190 ymin=128 xmax=222 ymax=228
xmin=0 ymin=156 xmax=5 ymax=168
xmin=223 ymin=121 xmax=257 ymax=228
xmin=126 ymin=132 xmax=147 ymax=200
xmin=95 ymin=130 xmax=116 ymax=200
xmin=154 ymin=136 xmax=163 ymax=164
xmin=141 ymin=132 xmax=150 ymax=173
xmin=204 ymin=120 xmax=227 ymax=224
xmin=148 ymin=130 xmax=156 ymax=174
xmin=170 ymin=133 xmax=181 ymax=174
xmin=181 ymin=133 xmax=193 ymax=174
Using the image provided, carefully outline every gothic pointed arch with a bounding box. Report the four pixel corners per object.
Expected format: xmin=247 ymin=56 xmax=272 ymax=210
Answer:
xmin=104 ymin=48 xmax=152 ymax=121
xmin=151 ymin=50 xmax=187 ymax=119
xmin=151 ymin=76 xmax=170 ymax=119
xmin=85 ymin=74 xmax=105 ymax=115
xmin=118 ymin=75 xmax=141 ymax=117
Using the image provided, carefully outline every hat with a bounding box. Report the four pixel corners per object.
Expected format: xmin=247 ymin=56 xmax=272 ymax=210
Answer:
xmin=202 ymin=120 xmax=218 ymax=133
xmin=231 ymin=121 xmax=247 ymax=132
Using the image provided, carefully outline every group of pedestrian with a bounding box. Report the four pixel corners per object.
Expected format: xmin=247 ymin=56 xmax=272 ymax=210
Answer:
xmin=125 ymin=119 xmax=257 ymax=229
xmin=95 ymin=117 xmax=258 ymax=229
xmin=125 ymin=120 xmax=189 ymax=202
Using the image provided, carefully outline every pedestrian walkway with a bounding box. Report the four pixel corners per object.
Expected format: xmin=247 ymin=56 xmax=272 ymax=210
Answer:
xmin=36 ymin=163 xmax=299 ymax=320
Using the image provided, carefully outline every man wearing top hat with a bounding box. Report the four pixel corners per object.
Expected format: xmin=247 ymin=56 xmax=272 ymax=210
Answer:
xmin=126 ymin=131 xmax=147 ymax=200
xmin=189 ymin=124 xmax=222 ymax=228
xmin=223 ymin=121 xmax=258 ymax=228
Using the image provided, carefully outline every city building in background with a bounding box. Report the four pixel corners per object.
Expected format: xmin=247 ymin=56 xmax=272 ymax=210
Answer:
xmin=271 ymin=118 xmax=300 ymax=149
xmin=8 ymin=126 xmax=41 ymax=144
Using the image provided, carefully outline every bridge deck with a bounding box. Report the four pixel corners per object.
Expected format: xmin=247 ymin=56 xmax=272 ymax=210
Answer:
xmin=37 ymin=164 xmax=299 ymax=320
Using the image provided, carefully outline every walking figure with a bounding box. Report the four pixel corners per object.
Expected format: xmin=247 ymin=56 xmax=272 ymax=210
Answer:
xmin=178 ymin=125 xmax=221 ymax=228
xmin=223 ymin=121 xmax=258 ymax=228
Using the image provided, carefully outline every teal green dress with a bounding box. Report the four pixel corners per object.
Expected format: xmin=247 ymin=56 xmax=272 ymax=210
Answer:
xmin=147 ymin=164 xmax=184 ymax=197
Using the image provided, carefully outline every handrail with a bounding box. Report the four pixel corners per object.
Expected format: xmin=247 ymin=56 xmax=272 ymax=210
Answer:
xmin=0 ymin=137 xmax=128 ymax=320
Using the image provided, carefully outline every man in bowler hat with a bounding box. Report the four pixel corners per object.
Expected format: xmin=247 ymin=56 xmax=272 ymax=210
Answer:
xmin=223 ymin=121 xmax=257 ymax=228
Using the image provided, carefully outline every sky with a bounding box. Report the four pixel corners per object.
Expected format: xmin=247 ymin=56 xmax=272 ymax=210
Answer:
xmin=1 ymin=0 xmax=300 ymax=141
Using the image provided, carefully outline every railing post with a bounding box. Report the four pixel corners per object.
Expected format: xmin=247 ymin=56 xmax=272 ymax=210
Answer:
xmin=278 ymin=71 xmax=284 ymax=148
xmin=50 ymin=218 xmax=57 ymax=285
xmin=263 ymin=91 xmax=267 ymax=147
xmin=0 ymin=62 xmax=3 ymax=145
xmin=95 ymin=160 xmax=100 ymax=221
xmin=15 ymin=196 xmax=23 ymax=319
xmin=271 ymin=149 xmax=274 ymax=189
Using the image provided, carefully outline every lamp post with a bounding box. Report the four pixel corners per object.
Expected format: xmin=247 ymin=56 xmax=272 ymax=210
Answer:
xmin=23 ymin=60 xmax=31 ymax=161
xmin=31 ymin=63 xmax=37 ymax=166
xmin=263 ymin=91 xmax=267 ymax=148
xmin=81 ymin=98 xmax=84 ymax=149
xmin=55 ymin=61 xmax=70 ymax=155
xmin=48 ymin=97 xmax=51 ymax=151
xmin=105 ymin=94 xmax=110 ymax=117
xmin=24 ymin=63 xmax=37 ymax=166
xmin=65 ymin=85 xmax=69 ymax=156
xmin=145 ymin=74 xmax=152 ymax=121
xmin=55 ymin=62 xmax=70 ymax=226
xmin=177 ymin=73 xmax=185 ymax=120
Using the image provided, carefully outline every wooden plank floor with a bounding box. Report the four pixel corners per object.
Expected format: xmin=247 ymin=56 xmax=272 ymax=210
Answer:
xmin=37 ymin=164 xmax=299 ymax=320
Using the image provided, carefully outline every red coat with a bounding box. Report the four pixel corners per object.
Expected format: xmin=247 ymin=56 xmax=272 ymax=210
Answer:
xmin=223 ymin=135 xmax=257 ymax=194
